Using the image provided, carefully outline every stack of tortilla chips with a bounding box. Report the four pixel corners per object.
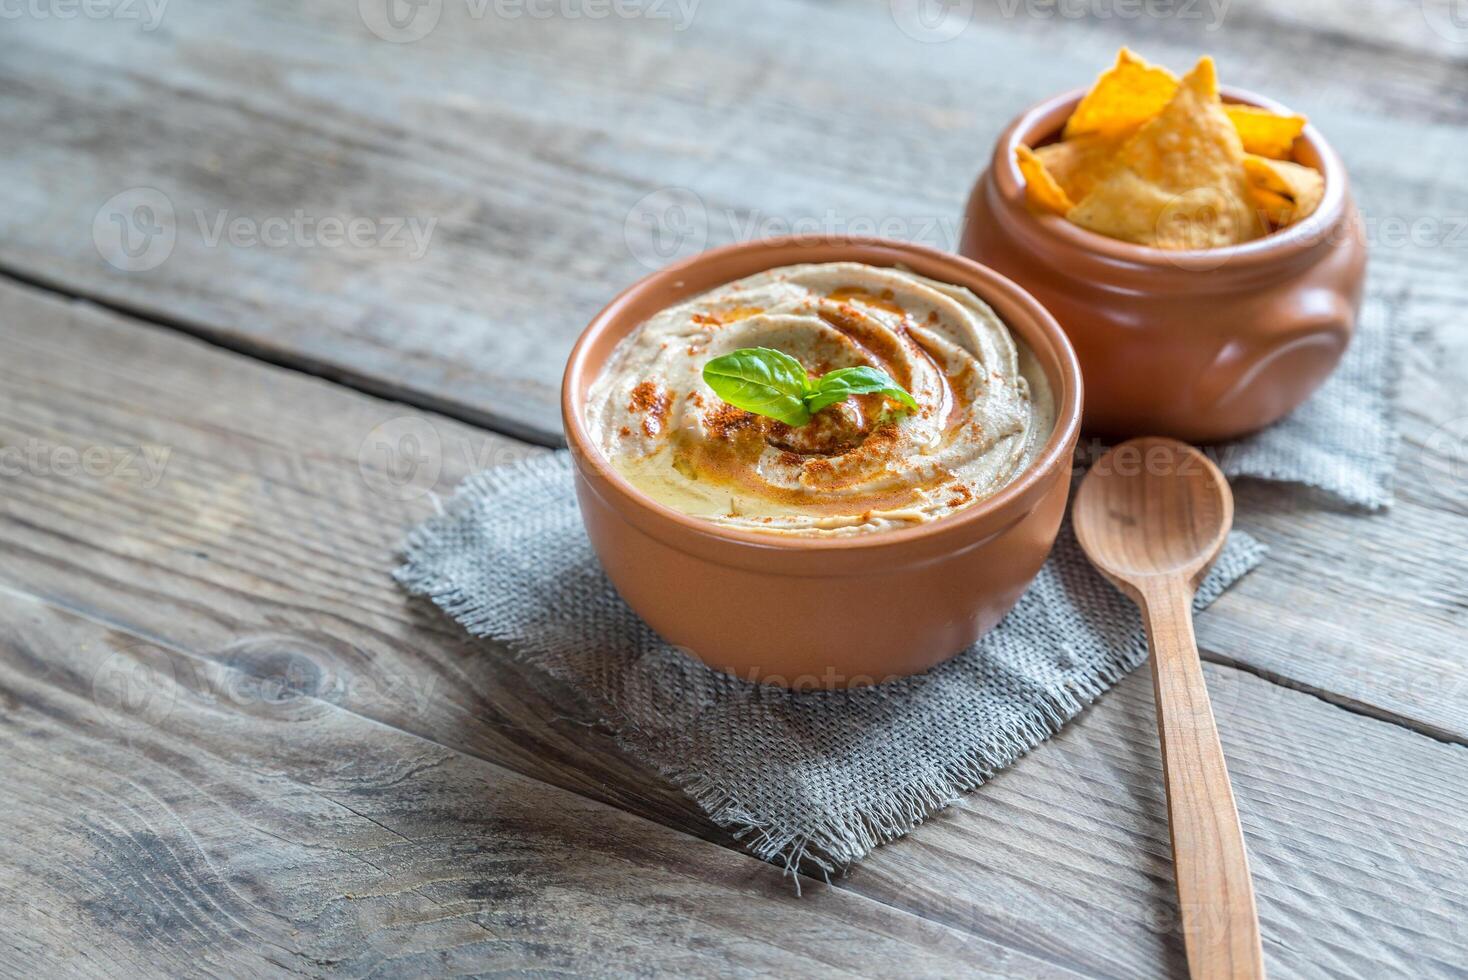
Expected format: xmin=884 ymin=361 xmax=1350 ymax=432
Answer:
xmin=1017 ymin=50 xmax=1326 ymax=250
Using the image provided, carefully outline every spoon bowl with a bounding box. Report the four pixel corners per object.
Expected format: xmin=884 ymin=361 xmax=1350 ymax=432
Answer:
xmin=1073 ymin=437 xmax=1233 ymax=590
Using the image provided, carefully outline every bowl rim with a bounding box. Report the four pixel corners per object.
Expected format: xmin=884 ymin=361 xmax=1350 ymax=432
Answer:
xmin=993 ymin=84 xmax=1349 ymax=271
xmin=561 ymin=235 xmax=1083 ymax=555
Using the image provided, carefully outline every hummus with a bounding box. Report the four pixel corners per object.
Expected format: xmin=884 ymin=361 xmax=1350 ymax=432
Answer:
xmin=585 ymin=262 xmax=1054 ymax=535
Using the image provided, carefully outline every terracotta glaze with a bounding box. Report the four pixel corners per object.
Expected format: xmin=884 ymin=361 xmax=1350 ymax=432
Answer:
xmin=961 ymin=87 xmax=1367 ymax=443
xmin=562 ymin=237 xmax=1083 ymax=688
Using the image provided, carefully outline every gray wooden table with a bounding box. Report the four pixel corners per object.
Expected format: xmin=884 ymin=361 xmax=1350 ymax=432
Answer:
xmin=2 ymin=1 xmax=1466 ymax=976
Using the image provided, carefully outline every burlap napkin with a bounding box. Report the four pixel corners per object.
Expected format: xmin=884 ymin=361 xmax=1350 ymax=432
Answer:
xmin=398 ymin=454 xmax=1263 ymax=877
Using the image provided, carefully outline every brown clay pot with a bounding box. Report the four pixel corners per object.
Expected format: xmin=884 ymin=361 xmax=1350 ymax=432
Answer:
xmin=561 ymin=237 xmax=1083 ymax=689
xmin=961 ymin=87 xmax=1367 ymax=444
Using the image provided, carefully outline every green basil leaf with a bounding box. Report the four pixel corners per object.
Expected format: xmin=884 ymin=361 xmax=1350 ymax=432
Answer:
xmin=806 ymin=366 xmax=920 ymax=415
xmin=701 ymin=347 xmax=812 ymax=426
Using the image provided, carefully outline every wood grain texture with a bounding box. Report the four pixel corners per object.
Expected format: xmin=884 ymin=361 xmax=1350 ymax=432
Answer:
xmin=0 ymin=592 xmax=1039 ymax=978
xmin=0 ymin=0 xmax=1464 ymax=443
xmin=1200 ymin=300 xmax=1468 ymax=744
xmin=1139 ymin=582 xmax=1264 ymax=980
xmin=2 ymin=269 xmax=1462 ymax=751
xmin=3 ymin=2 xmax=1466 ymax=974
xmin=2 ymin=278 xmax=1467 ymax=975
xmin=847 ymin=660 xmax=1468 ymax=979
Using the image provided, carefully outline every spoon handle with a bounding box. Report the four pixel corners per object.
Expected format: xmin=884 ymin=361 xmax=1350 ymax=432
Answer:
xmin=1139 ymin=577 xmax=1266 ymax=980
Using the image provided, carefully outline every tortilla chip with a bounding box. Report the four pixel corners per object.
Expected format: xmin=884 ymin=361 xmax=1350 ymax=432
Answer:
xmin=1064 ymin=48 xmax=1179 ymax=140
xmin=1226 ymin=104 xmax=1307 ymax=159
xmin=1243 ymin=154 xmax=1325 ymax=226
xmin=1016 ymin=144 xmax=1075 ymax=215
xmin=1067 ymin=57 xmax=1265 ymax=249
xmin=1247 ymin=185 xmax=1294 ymax=223
xmin=1034 ymin=133 xmax=1128 ymax=204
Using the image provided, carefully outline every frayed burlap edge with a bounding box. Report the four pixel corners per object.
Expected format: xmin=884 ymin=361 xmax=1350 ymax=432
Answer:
xmin=396 ymin=454 xmax=1265 ymax=886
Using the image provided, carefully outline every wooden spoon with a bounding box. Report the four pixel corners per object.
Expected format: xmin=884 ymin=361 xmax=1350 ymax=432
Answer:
xmin=1073 ymin=437 xmax=1265 ymax=980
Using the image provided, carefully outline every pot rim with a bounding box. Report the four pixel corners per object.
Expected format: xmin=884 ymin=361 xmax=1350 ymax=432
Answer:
xmin=992 ymin=85 xmax=1349 ymax=273
xmin=561 ymin=235 xmax=1083 ymax=557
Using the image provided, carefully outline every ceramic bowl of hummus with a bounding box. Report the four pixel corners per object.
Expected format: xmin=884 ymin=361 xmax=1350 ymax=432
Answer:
xmin=961 ymin=85 xmax=1366 ymax=443
xmin=562 ymin=237 xmax=1082 ymax=688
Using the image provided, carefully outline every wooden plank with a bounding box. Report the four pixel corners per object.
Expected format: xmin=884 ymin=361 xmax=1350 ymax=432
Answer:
xmin=3 ymin=275 xmax=1467 ymax=973
xmin=0 ymin=1 xmax=1464 ymax=443
xmin=9 ymin=601 xmax=1465 ymax=980
xmin=2 ymin=274 xmax=1463 ymax=746
xmin=960 ymin=0 xmax=1468 ymax=122
xmin=0 ymin=592 xmax=1033 ymax=978
xmin=1198 ymin=298 xmax=1468 ymax=742
xmin=848 ymin=661 xmax=1468 ymax=979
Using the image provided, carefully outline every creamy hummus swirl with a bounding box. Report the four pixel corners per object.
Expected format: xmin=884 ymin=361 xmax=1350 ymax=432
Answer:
xmin=585 ymin=262 xmax=1054 ymax=535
